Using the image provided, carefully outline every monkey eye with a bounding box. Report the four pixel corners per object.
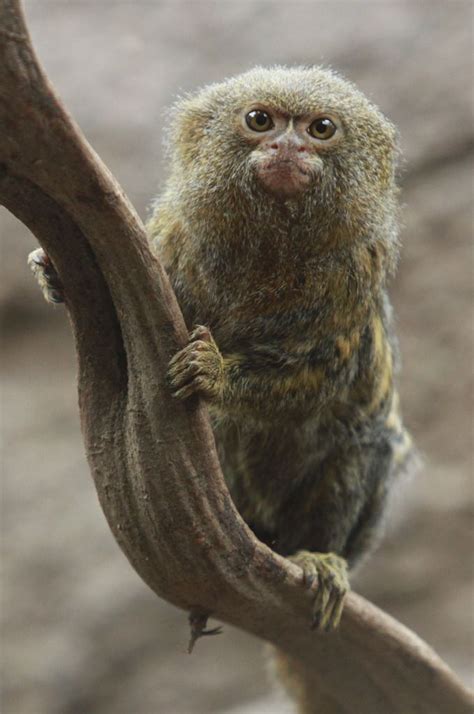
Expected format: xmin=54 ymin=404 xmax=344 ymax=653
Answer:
xmin=245 ymin=109 xmax=274 ymax=132
xmin=308 ymin=117 xmax=337 ymax=140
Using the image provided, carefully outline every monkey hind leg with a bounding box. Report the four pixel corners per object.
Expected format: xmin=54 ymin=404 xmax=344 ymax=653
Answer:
xmin=28 ymin=248 xmax=64 ymax=304
xmin=289 ymin=550 xmax=349 ymax=632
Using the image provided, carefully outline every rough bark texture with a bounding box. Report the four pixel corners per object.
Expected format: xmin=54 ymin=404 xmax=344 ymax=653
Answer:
xmin=1 ymin=2 xmax=472 ymax=712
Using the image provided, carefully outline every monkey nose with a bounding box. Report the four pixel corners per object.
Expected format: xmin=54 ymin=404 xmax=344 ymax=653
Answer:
xmin=268 ymin=136 xmax=307 ymax=154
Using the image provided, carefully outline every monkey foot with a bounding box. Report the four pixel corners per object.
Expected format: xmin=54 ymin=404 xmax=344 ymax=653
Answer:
xmin=28 ymin=248 xmax=64 ymax=304
xmin=289 ymin=550 xmax=349 ymax=632
xmin=167 ymin=325 xmax=224 ymax=401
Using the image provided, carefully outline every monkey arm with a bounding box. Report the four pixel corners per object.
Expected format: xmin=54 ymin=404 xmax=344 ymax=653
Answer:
xmin=167 ymin=324 xmax=352 ymax=416
xmin=167 ymin=306 xmax=408 ymax=430
xmin=218 ymin=351 xmax=330 ymax=416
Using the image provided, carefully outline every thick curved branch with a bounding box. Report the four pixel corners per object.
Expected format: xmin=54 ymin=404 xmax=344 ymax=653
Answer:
xmin=1 ymin=2 xmax=472 ymax=712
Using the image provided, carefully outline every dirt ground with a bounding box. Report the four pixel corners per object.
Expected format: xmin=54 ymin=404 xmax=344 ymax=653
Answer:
xmin=1 ymin=2 xmax=473 ymax=713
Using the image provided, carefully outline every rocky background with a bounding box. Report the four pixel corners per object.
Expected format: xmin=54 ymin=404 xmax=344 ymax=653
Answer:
xmin=2 ymin=2 xmax=473 ymax=713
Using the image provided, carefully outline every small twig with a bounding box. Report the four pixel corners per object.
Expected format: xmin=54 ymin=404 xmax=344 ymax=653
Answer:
xmin=188 ymin=611 xmax=223 ymax=654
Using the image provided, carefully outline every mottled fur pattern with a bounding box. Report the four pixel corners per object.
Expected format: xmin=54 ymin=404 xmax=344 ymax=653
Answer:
xmin=27 ymin=65 xmax=416 ymax=641
xmin=149 ymin=67 xmax=414 ymax=586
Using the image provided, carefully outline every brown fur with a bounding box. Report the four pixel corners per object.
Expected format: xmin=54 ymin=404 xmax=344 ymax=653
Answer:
xmin=150 ymin=67 xmax=415 ymax=635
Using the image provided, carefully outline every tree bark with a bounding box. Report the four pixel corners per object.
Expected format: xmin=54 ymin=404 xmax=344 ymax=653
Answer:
xmin=0 ymin=2 xmax=472 ymax=712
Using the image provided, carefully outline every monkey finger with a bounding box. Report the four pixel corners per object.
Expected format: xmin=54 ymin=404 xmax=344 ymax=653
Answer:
xmin=311 ymin=582 xmax=331 ymax=630
xmin=28 ymin=247 xmax=51 ymax=272
xmin=189 ymin=325 xmax=213 ymax=343
xmin=302 ymin=569 xmax=318 ymax=589
xmin=168 ymin=348 xmax=197 ymax=370
xmin=172 ymin=376 xmax=210 ymax=400
xmin=28 ymin=249 xmax=65 ymax=303
xmin=169 ymin=341 xmax=209 ymax=368
xmin=323 ymin=587 xmax=346 ymax=632
xmin=288 ymin=551 xmax=318 ymax=582
xmin=171 ymin=374 xmax=205 ymax=399
xmin=321 ymin=583 xmax=341 ymax=631
xmin=329 ymin=590 xmax=346 ymax=630
xmin=171 ymin=382 xmax=199 ymax=400
xmin=167 ymin=362 xmax=201 ymax=388
xmin=168 ymin=358 xmax=202 ymax=381
xmin=169 ymin=345 xmax=196 ymax=366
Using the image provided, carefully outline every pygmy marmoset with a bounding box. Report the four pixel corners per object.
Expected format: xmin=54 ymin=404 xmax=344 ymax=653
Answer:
xmin=29 ymin=66 xmax=415 ymax=632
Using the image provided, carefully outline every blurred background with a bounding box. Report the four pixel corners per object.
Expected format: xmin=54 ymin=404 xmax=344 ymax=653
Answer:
xmin=1 ymin=1 xmax=473 ymax=712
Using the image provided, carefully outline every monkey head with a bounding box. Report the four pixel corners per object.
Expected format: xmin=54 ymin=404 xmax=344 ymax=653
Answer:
xmin=166 ymin=66 xmax=399 ymax=235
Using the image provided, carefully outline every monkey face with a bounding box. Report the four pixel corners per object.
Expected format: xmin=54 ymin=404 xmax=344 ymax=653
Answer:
xmin=168 ymin=67 xmax=398 ymax=223
xmin=239 ymin=106 xmax=343 ymax=199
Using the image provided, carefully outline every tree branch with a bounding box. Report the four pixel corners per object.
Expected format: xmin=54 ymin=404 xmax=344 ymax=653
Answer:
xmin=1 ymin=2 xmax=472 ymax=712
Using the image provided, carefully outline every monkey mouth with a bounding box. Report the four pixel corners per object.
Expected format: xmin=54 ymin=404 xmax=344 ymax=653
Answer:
xmin=262 ymin=158 xmax=311 ymax=176
xmin=257 ymin=158 xmax=313 ymax=198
